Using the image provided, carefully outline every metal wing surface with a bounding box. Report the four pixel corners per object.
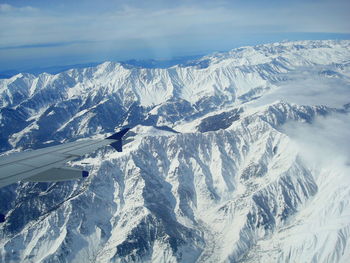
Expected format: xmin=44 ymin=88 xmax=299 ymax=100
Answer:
xmin=0 ymin=128 xmax=130 ymax=188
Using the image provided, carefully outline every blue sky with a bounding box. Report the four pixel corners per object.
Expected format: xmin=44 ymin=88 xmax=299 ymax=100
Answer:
xmin=0 ymin=0 xmax=349 ymax=71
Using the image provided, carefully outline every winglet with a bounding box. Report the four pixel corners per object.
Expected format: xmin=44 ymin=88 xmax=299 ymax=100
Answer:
xmin=107 ymin=128 xmax=130 ymax=152
xmin=110 ymin=140 xmax=122 ymax=152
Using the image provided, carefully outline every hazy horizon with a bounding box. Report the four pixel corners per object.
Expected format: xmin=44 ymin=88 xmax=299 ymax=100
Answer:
xmin=1 ymin=0 xmax=349 ymax=71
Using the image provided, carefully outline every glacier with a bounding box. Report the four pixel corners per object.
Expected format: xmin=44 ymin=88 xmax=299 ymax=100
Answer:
xmin=0 ymin=40 xmax=350 ymax=262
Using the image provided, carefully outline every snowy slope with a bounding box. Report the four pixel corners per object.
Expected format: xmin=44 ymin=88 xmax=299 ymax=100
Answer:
xmin=0 ymin=40 xmax=350 ymax=263
xmin=0 ymin=40 xmax=349 ymax=151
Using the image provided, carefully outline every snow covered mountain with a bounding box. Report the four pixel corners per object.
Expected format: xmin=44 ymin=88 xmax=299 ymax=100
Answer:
xmin=0 ymin=40 xmax=350 ymax=262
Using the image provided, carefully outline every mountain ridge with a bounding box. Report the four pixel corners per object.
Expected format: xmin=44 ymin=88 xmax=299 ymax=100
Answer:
xmin=0 ymin=40 xmax=350 ymax=262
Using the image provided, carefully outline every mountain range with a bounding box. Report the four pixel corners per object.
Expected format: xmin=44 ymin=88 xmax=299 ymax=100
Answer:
xmin=0 ymin=40 xmax=350 ymax=262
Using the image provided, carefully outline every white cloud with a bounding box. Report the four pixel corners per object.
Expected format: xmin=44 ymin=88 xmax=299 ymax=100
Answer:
xmin=252 ymin=67 xmax=350 ymax=109
xmin=0 ymin=2 xmax=348 ymax=49
xmin=0 ymin=1 xmax=349 ymax=69
xmin=283 ymin=112 xmax=350 ymax=177
xmin=0 ymin=3 xmax=12 ymax=12
xmin=0 ymin=3 xmax=37 ymax=13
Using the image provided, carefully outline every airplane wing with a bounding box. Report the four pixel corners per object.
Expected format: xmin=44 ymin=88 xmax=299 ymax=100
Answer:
xmin=0 ymin=128 xmax=130 ymax=188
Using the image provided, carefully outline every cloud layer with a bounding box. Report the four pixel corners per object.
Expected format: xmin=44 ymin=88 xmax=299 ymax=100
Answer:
xmin=0 ymin=0 xmax=349 ymax=70
xmin=252 ymin=66 xmax=350 ymax=109
xmin=283 ymin=112 xmax=350 ymax=178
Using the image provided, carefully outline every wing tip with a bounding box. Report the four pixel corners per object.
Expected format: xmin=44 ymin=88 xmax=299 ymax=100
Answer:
xmin=0 ymin=214 xmax=5 ymax=223
xmin=107 ymin=127 xmax=131 ymax=140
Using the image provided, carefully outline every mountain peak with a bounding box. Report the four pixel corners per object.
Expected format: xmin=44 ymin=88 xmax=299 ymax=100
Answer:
xmin=1 ymin=40 xmax=350 ymax=263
